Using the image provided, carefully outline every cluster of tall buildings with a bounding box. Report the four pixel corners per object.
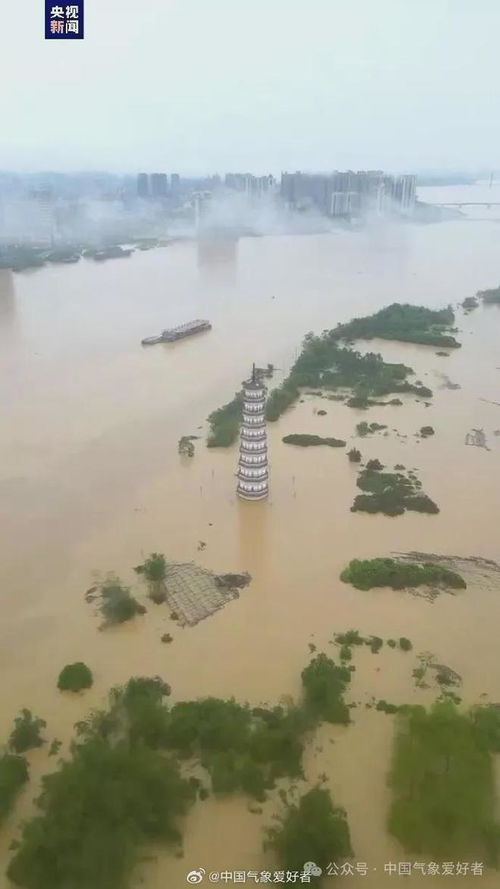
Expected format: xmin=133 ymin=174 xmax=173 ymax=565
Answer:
xmin=137 ymin=172 xmax=180 ymax=200
xmin=280 ymin=170 xmax=416 ymax=217
xmin=136 ymin=171 xmax=276 ymax=200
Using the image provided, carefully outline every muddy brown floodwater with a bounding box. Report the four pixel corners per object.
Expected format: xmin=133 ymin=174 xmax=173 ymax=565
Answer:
xmin=1 ymin=208 xmax=500 ymax=887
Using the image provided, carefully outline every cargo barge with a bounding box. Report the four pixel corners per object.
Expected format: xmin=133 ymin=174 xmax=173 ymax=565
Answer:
xmin=141 ymin=319 xmax=212 ymax=346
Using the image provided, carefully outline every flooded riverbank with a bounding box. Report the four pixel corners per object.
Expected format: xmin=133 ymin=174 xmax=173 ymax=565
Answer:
xmin=1 ymin=211 xmax=500 ymax=886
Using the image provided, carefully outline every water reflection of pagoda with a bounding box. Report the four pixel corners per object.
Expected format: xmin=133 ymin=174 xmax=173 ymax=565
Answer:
xmin=197 ymin=234 xmax=238 ymax=268
xmin=237 ymin=365 xmax=269 ymax=500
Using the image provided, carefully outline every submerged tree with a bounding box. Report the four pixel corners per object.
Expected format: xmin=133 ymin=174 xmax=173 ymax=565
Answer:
xmin=388 ymin=700 xmax=500 ymax=863
xmin=265 ymin=786 xmax=353 ymax=879
xmin=9 ymin=709 xmax=46 ymax=754
xmin=98 ymin=575 xmax=145 ymax=625
xmin=134 ymin=553 xmax=168 ymax=604
xmin=0 ymin=754 xmax=29 ymax=822
xmin=301 ymin=654 xmax=351 ymax=725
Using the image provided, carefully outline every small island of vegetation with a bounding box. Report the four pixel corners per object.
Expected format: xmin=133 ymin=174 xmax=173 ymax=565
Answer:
xmin=356 ymin=421 xmax=387 ymax=437
xmin=478 ymin=285 xmax=500 ymax=305
xmin=462 ymin=296 xmax=479 ymax=311
xmin=282 ymin=434 xmax=346 ymax=448
xmin=331 ymin=303 xmax=461 ymax=348
xmin=340 ymin=557 xmax=466 ymax=591
xmin=265 ymin=333 xmax=432 ymax=424
xmin=206 ymin=303 xmax=443 ymax=445
xmin=351 ymin=469 xmax=439 ymax=516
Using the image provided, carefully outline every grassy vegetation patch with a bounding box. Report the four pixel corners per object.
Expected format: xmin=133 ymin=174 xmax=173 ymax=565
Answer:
xmin=332 ymin=303 xmax=460 ymax=348
xmin=207 ymin=392 xmax=243 ymax=447
xmin=282 ymin=434 xmax=346 ymax=448
xmin=340 ymin=558 xmax=466 ymax=590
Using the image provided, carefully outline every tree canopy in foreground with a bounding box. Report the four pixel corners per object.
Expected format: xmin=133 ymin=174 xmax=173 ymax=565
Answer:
xmin=388 ymin=701 xmax=500 ymax=863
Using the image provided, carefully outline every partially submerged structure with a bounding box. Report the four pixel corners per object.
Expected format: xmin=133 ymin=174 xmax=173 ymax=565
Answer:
xmin=165 ymin=562 xmax=250 ymax=626
xmin=237 ymin=364 xmax=269 ymax=500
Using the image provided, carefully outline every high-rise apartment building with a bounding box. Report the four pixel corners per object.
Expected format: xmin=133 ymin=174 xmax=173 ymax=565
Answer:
xmin=150 ymin=173 xmax=168 ymax=199
xmin=137 ymin=173 xmax=149 ymax=199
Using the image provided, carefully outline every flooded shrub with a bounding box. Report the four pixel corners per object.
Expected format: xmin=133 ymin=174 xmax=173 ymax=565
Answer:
xmin=57 ymin=662 xmax=93 ymax=692
xmin=348 ymin=448 xmax=362 ymax=463
xmin=265 ymin=786 xmax=353 ymax=879
xmin=98 ymin=576 xmax=145 ymax=626
xmin=134 ymin=552 xmax=167 ymax=582
xmin=301 ymin=654 xmax=351 ymax=725
xmin=399 ymin=637 xmax=413 ymax=652
xmin=9 ymin=709 xmax=46 ymax=754
xmin=335 ymin=630 xmax=365 ymax=646
xmin=420 ymin=426 xmax=435 ymax=437
xmin=376 ymin=700 xmax=399 ymax=714
xmin=178 ymin=436 xmax=195 ymax=457
xmin=366 ymin=458 xmax=384 ymax=471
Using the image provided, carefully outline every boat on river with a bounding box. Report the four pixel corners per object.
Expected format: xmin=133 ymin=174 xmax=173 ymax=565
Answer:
xmin=141 ymin=319 xmax=212 ymax=346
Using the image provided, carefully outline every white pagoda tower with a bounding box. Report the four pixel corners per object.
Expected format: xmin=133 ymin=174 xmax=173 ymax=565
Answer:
xmin=237 ymin=365 xmax=269 ymax=500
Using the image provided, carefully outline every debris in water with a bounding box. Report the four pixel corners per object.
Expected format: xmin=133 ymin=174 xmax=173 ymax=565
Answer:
xmin=465 ymin=428 xmax=489 ymax=450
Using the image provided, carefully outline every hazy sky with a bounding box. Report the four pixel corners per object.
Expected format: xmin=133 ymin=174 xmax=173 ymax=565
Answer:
xmin=1 ymin=0 xmax=499 ymax=174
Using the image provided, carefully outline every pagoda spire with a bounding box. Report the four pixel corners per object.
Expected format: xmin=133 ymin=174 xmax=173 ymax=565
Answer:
xmin=236 ymin=365 xmax=269 ymax=501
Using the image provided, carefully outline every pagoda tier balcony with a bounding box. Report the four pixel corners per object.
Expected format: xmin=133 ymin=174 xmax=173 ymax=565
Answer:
xmin=238 ymin=451 xmax=268 ymax=464
xmin=237 ymin=482 xmax=269 ymax=500
xmin=242 ymin=426 xmax=265 ymax=436
xmin=243 ymin=400 xmax=266 ymax=410
xmin=242 ymin=428 xmax=265 ymax=437
xmin=237 ymin=468 xmax=269 ymax=481
xmin=243 ymin=387 xmax=266 ymax=398
xmin=240 ymin=431 xmax=267 ymax=442
xmin=242 ymin=415 xmax=265 ymax=426
xmin=240 ymin=441 xmax=267 ymax=453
